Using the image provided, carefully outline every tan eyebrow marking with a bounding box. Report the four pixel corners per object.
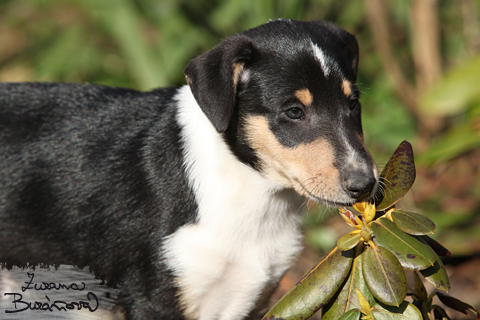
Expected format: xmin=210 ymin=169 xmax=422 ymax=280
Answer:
xmin=232 ymin=62 xmax=245 ymax=94
xmin=295 ymin=88 xmax=313 ymax=106
xmin=342 ymin=79 xmax=352 ymax=97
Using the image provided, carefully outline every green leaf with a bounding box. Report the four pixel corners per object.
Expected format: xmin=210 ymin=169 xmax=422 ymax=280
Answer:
xmin=337 ymin=232 xmax=362 ymax=251
xmin=432 ymin=306 xmax=451 ymax=320
xmin=436 ymin=292 xmax=480 ymax=318
xmin=420 ymin=54 xmax=480 ymax=116
xmin=262 ymin=246 xmax=353 ymax=320
xmin=412 ymin=271 xmax=431 ymax=319
xmin=417 ymin=124 xmax=480 ymax=166
xmin=420 ymin=259 xmax=450 ymax=292
xmin=356 ymin=288 xmax=372 ymax=315
xmin=375 ymin=141 xmax=416 ymax=211
xmin=371 ymin=301 xmax=423 ymax=320
xmin=362 ymin=244 xmax=406 ymax=307
xmin=415 ymin=237 xmax=451 ymax=291
xmin=322 ymin=248 xmax=375 ymax=320
xmin=391 ymin=210 xmax=435 ymax=235
xmin=415 ymin=235 xmax=451 ymax=257
xmin=412 ymin=271 xmax=428 ymax=302
xmin=371 ymin=217 xmax=436 ymax=270
xmin=337 ymin=309 xmax=362 ymax=320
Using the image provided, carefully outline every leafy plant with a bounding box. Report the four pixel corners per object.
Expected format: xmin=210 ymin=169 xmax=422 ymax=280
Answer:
xmin=263 ymin=141 xmax=479 ymax=320
xmin=419 ymin=54 xmax=480 ymax=166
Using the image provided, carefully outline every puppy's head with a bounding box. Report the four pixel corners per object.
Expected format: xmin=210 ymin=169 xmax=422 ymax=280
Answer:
xmin=185 ymin=19 xmax=378 ymax=206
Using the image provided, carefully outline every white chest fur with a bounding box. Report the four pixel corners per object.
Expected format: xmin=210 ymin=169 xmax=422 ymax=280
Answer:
xmin=162 ymin=86 xmax=304 ymax=320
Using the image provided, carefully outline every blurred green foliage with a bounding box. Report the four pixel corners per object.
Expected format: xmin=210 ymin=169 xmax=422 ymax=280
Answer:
xmin=419 ymin=55 xmax=480 ymax=166
xmin=1 ymin=0 xmax=479 ymax=257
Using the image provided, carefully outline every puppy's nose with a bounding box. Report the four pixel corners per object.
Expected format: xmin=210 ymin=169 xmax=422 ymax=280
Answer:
xmin=343 ymin=171 xmax=377 ymax=201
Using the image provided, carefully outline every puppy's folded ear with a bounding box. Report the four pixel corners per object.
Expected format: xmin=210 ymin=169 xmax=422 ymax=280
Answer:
xmin=185 ymin=35 xmax=254 ymax=133
xmin=340 ymin=32 xmax=359 ymax=81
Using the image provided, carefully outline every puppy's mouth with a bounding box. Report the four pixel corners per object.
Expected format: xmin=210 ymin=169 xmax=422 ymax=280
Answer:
xmin=304 ymin=192 xmax=355 ymax=208
xmin=294 ymin=176 xmax=379 ymax=208
xmin=293 ymin=179 xmax=356 ymax=208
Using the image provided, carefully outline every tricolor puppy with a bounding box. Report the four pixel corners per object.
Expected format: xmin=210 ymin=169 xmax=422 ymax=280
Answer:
xmin=0 ymin=19 xmax=378 ymax=319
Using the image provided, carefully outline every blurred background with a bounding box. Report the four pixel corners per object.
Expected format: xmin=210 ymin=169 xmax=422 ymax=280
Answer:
xmin=1 ymin=0 xmax=479 ymax=318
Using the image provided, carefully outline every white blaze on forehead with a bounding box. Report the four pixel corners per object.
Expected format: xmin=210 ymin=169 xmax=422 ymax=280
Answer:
xmin=311 ymin=41 xmax=330 ymax=76
xmin=310 ymin=40 xmax=342 ymax=78
xmin=241 ymin=68 xmax=250 ymax=83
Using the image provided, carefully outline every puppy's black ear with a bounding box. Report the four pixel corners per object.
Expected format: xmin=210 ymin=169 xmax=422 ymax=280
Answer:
xmin=184 ymin=35 xmax=253 ymax=133
xmin=341 ymin=32 xmax=359 ymax=81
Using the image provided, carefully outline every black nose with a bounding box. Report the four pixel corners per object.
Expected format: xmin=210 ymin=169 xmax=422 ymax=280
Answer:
xmin=344 ymin=171 xmax=377 ymax=201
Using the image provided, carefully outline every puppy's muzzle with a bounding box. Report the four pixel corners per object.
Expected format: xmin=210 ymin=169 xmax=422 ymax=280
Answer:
xmin=342 ymin=168 xmax=377 ymax=202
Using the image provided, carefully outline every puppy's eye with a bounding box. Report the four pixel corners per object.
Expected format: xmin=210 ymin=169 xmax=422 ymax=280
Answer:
xmin=349 ymin=99 xmax=359 ymax=110
xmin=285 ymin=107 xmax=305 ymax=119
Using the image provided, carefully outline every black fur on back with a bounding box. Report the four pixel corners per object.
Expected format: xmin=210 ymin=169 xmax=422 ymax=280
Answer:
xmin=0 ymin=82 xmax=195 ymax=319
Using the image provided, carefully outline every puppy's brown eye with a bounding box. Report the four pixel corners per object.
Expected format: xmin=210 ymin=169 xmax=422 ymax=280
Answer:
xmin=349 ymin=99 xmax=359 ymax=110
xmin=285 ymin=107 xmax=304 ymax=119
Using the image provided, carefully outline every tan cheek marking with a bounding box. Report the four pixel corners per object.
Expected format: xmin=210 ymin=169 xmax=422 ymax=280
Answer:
xmin=342 ymin=79 xmax=352 ymax=97
xmin=295 ymin=88 xmax=313 ymax=106
xmin=243 ymin=116 xmax=293 ymax=186
xmin=244 ymin=116 xmax=342 ymax=199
